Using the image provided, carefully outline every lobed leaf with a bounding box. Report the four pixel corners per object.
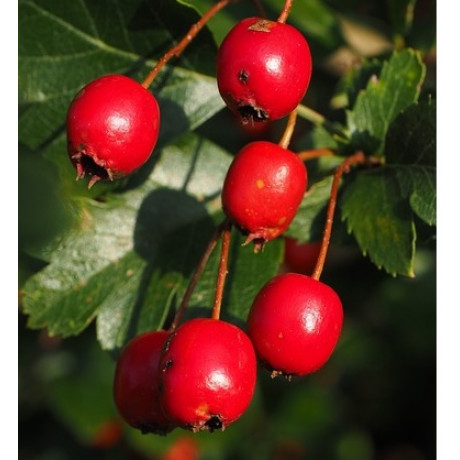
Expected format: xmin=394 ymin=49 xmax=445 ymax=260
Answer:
xmin=285 ymin=176 xmax=334 ymax=243
xmin=21 ymin=132 xmax=283 ymax=350
xmin=341 ymin=169 xmax=416 ymax=277
xmin=385 ymin=98 xmax=436 ymax=225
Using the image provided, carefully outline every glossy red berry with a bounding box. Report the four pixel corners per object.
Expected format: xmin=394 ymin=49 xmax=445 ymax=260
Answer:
xmin=113 ymin=330 xmax=174 ymax=435
xmin=159 ymin=318 xmax=257 ymax=432
xmin=217 ymin=17 xmax=312 ymax=122
xmin=67 ymin=74 xmax=160 ymax=187
xmin=284 ymin=238 xmax=322 ymax=275
xmin=247 ymin=273 xmax=343 ymax=378
xmin=221 ymin=141 xmax=307 ymax=249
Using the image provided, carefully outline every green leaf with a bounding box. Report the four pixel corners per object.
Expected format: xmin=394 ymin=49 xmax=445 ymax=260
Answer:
xmin=385 ymin=98 xmax=435 ymax=167
xmin=346 ymin=49 xmax=426 ymax=154
xmin=22 ymin=132 xmax=283 ymax=350
xmin=19 ymin=0 xmax=223 ymax=150
xmin=285 ymin=176 xmax=334 ymax=243
xmin=193 ymin=230 xmax=284 ymax=325
xmin=18 ymin=144 xmax=76 ymax=252
xmin=341 ymin=169 xmax=415 ymax=277
xmin=385 ymin=99 xmax=436 ymax=225
xmin=22 ymin=132 xmax=228 ymax=344
xmin=393 ymin=167 xmax=435 ymax=226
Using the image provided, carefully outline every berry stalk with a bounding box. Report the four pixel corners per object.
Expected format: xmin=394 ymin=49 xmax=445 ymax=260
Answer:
xmin=297 ymin=148 xmax=334 ymax=161
xmin=170 ymin=220 xmax=229 ymax=330
xmin=278 ymin=0 xmax=295 ymax=23
xmin=142 ymin=0 xmax=237 ymax=89
xmin=211 ymin=221 xmax=233 ymax=320
xmin=312 ymin=152 xmax=382 ymax=281
xmin=278 ymin=110 xmax=298 ymax=149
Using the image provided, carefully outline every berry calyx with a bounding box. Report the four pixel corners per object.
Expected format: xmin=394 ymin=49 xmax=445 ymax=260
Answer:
xmin=221 ymin=141 xmax=307 ymax=250
xmin=113 ymin=330 xmax=174 ymax=435
xmin=216 ymin=17 xmax=312 ymax=123
xmin=284 ymin=238 xmax=322 ymax=275
xmin=66 ymin=74 xmax=160 ymax=188
xmin=247 ymin=273 xmax=343 ymax=378
xmin=159 ymin=318 xmax=257 ymax=432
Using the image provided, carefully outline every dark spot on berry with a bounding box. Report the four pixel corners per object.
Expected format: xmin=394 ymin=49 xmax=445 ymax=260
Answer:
xmin=238 ymin=104 xmax=269 ymax=122
xmin=79 ymin=154 xmax=110 ymax=181
xmin=163 ymin=359 xmax=173 ymax=371
xmin=238 ymin=69 xmax=249 ymax=84
xmin=205 ymin=415 xmax=223 ymax=432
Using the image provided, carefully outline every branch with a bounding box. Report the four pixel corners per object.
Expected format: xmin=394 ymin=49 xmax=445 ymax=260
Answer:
xmin=312 ymin=152 xmax=382 ymax=281
xmin=169 ymin=220 xmax=228 ymax=330
xmin=211 ymin=221 xmax=233 ymax=320
xmin=142 ymin=0 xmax=237 ymax=89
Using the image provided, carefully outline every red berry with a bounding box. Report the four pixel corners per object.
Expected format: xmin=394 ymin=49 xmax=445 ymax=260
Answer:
xmin=221 ymin=141 xmax=307 ymax=249
xmin=113 ymin=330 xmax=174 ymax=435
xmin=247 ymin=273 xmax=343 ymax=378
xmin=91 ymin=418 xmax=123 ymax=449
xmin=284 ymin=238 xmax=322 ymax=275
xmin=67 ymin=74 xmax=160 ymax=187
xmin=159 ymin=318 xmax=257 ymax=432
xmin=217 ymin=17 xmax=312 ymax=122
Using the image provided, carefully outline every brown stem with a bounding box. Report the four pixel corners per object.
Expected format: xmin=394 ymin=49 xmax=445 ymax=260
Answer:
xmin=169 ymin=220 xmax=228 ymax=331
xmin=211 ymin=221 xmax=233 ymax=320
xmin=278 ymin=110 xmax=298 ymax=149
xmin=142 ymin=0 xmax=236 ymax=89
xmin=277 ymin=0 xmax=295 ymax=23
xmin=297 ymin=148 xmax=334 ymax=161
xmin=311 ymin=152 xmax=382 ymax=281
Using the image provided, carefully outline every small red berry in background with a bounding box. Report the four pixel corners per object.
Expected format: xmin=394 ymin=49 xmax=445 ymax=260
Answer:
xmin=113 ymin=330 xmax=174 ymax=435
xmin=161 ymin=435 xmax=200 ymax=460
xmin=247 ymin=273 xmax=343 ymax=378
xmin=159 ymin=318 xmax=257 ymax=432
xmin=90 ymin=418 xmax=123 ymax=449
xmin=217 ymin=17 xmax=312 ymax=123
xmin=284 ymin=238 xmax=322 ymax=275
xmin=221 ymin=141 xmax=307 ymax=248
xmin=66 ymin=74 xmax=160 ymax=187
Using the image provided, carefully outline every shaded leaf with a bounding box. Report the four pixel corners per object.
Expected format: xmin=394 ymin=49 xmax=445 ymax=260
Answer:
xmin=285 ymin=176 xmax=334 ymax=243
xmin=394 ymin=166 xmax=435 ymax=226
xmin=22 ymin=132 xmax=283 ymax=350
xmin=385 ymin=98 xmax=436 ymax=225
xmin=341 ymin=169 xmax=415 ymax=276
xmin=22 ymin=132 xmax=227 ymax=343
xmin=385 ymin=98 xmax=435 ymax=166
